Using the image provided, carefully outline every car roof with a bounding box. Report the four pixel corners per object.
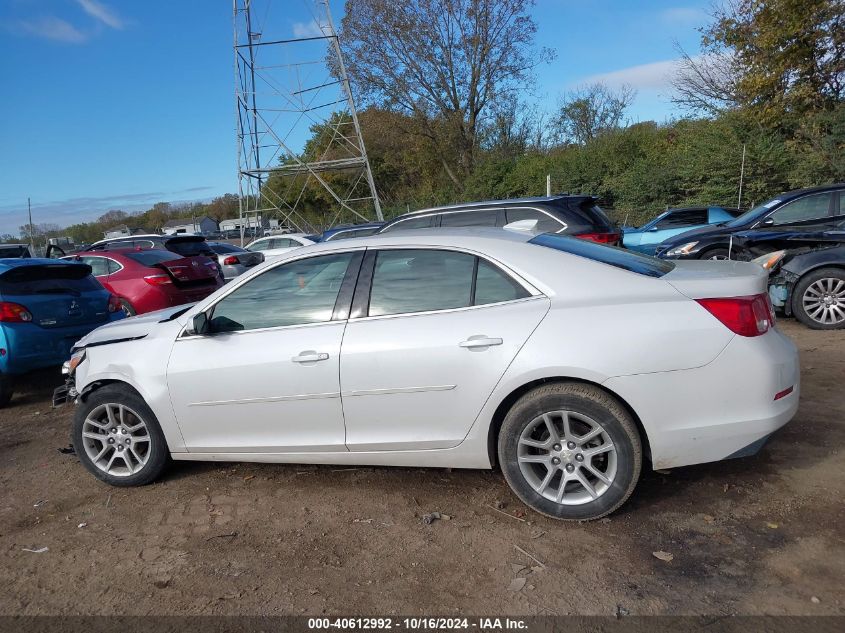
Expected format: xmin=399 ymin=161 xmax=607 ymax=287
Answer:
xmin=775 ymin=183 xmax=845 ymax=201
xmin=0 ymin=257 xmax=88 ymax=274
xmin=292 ymin=227 xmax=534 ymax=256
xmin=394 ymin=195 xmax=597 ymax=218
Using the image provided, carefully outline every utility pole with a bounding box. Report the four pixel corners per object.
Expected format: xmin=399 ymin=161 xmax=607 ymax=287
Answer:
xmin=737 ymin=144 xmax=746 ymax=209
xmin=232 ymin=0 xmax=383 ymax=234
xmin=27 ymin=197 xmax=35 ymax=253
xmin=546 ymin=175 xmax=551 ymax=197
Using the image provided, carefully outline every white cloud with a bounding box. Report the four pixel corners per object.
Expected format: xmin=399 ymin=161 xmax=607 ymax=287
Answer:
xmin=11 ymin=16 xmax=88 ymax=43
xmin=582 ymin=58 xmax=688 ymax=92
xmin=292 ymin=20 xmax=326 ymax=38
xmin=659 ymin=7 xmax=706 ymax=27
xmin=76 ymin=0 xmax=124 ymax=30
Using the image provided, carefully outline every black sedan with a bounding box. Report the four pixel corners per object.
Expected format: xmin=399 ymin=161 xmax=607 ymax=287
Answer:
xmin=656 ymin=183 xmax=845 ymax=260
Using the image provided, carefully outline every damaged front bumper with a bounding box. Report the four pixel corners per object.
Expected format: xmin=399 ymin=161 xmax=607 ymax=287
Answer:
xmin=52 ymin=361 xmax=78 ymax=408
xmin=768 ymin=269 xmax=799 ymax=316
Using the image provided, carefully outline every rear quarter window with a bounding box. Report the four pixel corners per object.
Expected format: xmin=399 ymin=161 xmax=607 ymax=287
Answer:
xmin=529 ymin=234 xmax=674 ymax=278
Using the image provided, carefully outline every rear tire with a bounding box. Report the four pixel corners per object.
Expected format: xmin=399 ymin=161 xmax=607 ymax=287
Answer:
xmin=72 ymin=385 xmax=169 ymax=486
xmin=792 ymin=268 xmax=845 ymax=330
xmin=0 ymin=374 xmax=14 ymax=408
xmin=498 ymin=382 xmax=642 ymax=521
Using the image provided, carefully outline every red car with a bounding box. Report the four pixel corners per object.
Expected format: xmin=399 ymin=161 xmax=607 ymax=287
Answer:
xmin=62 ymin=248 xmax=224 ymax=316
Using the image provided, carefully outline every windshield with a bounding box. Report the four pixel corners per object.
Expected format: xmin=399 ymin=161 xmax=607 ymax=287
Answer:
xmin=726 ymin=198 xmax=781 ymax=228
xmin=208 ymin=243 xmax=243 ymax=254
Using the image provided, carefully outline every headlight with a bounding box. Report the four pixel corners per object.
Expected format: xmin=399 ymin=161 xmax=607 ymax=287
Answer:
xmin=751 ymin=250 xmax=786 ymax=271
xmin=64 ymin=349 xmax=86 ymax=376
xmin=664 ymin=241 xmax=699 ymax=257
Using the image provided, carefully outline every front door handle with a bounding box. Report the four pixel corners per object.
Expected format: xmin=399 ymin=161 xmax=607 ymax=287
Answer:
xmin=459 ymin=336 xmax=503 ymax=349
xmin=292 ymin=351 xmax=330 ymax=363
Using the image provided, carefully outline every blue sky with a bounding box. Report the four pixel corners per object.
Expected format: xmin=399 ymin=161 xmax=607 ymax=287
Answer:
xmin=0 ymin=0 xmax=709 ymax=235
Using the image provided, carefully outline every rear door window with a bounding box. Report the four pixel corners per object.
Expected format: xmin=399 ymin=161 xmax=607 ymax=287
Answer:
xmin=367 ymin=250 xmax=529 ymax=317
xmin=81 ymin=257 xmax=111 ymax=277
xmin=439 ymin=209 xmax=500 ymax=227
xmin=506 ymin=208 xmax=565 ymax=232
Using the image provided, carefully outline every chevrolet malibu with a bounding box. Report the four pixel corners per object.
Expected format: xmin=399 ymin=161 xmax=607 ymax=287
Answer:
xmin=56 ymin=230 xmax=799 ymax=520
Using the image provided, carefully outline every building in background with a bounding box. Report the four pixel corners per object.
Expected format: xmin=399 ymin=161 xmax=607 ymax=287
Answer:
xmin=219 ymin=215 xmax=279 ymax=233
xmin=161 ymin=216 xmax=218 ymax=235
xmin=103 ymin=225 xmax=149 ymax=239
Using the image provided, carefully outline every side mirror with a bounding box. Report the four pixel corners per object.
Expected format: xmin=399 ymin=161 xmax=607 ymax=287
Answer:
xmin=186 ymin=312 xmax=209 ymax=336
xmin=762 ymin=217 xmax=775 ymax=226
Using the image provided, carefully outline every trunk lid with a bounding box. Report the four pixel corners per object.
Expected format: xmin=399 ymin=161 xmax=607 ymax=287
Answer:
xmin=663 ymin=260 xmax=767 ymax=299
xmin=156 ymin=256 xmax=219 ymax=287
xmin=0 ymin=262 xmax=111 ymax=328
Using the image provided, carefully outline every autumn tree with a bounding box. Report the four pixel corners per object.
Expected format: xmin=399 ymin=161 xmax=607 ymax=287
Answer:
xmin=553 ymin=83 xmax=636 ymax=145
xmin=673 ymin=0 xmax=844 ymax=125
xmin=339 ymin=0 xmax=552 ymax=189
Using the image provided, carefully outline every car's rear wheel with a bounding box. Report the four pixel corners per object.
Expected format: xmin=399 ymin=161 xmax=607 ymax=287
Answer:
xmin=498 ymin=383 xmax=642 ymax=521
xmin=792 ymin=268 xmax=845 ymax=329
xmin=700 ymin=247 xmax=730 ymax=260
xmin=72 ymin=385 xmax=169 ymax=486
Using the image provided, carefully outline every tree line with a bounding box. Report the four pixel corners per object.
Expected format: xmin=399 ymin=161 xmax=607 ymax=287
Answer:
xmin=13 ymin=0 xmax=842 ymax=243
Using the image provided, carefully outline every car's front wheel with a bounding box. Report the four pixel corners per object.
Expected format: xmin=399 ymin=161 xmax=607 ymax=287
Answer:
xmin=498 ymin=383 xmax=642 ymax=521
xmin=72 ymin=385 xmax=169 ymax=486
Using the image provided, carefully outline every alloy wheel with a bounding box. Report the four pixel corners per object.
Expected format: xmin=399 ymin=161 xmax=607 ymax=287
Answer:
xmin=802 ymin=278 xmax=845 ymax=326
xmin=517 ymin=410 xmax=617 ymax=506
xmin=81 ymin=403 xmax=151 ymax=476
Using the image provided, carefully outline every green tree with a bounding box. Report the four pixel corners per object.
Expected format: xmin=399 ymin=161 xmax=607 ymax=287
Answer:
xmin=339 ymin=0 xmax=553 ymax=188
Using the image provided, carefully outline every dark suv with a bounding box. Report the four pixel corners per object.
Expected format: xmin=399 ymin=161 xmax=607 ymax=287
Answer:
xmin=376 ymin=195 xmax=621 ymax=244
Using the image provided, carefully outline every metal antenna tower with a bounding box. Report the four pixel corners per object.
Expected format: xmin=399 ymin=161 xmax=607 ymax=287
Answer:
xmin=233 ymin=0 xmax=382 ymax=237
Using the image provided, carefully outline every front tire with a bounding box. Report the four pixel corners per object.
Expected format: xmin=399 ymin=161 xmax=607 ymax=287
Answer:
xmin=699 ymin=247 xmax=730 ymax=260
xmin=498 ymin=383 xmax=642 ymax=521
xmin=792 ymin=268 xmax=845 ymax=329
xmin=72 ymin=385 xmax=169 ymax=486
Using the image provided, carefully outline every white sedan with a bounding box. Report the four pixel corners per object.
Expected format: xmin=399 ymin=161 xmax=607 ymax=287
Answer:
xmin=57 ymin=229 xmax=799 ymax=520
xmin=244 ymin=233 xmax=315 ymax=259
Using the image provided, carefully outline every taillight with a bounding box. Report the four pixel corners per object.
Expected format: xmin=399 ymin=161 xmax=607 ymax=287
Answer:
xmin=695 ymin=294 xmax=774 ymax=337
xmin=107 ymin=295 xmax=121 ymax=313
xmin=222 ymin=256 xmax=240 ymax=265
xmin=576 ymin=232 xmax=621 ymax=245
xmin=143 ymin=274 xmax=172 ymax=286
xmin=0 ymin=301 xmax=33 ymax=323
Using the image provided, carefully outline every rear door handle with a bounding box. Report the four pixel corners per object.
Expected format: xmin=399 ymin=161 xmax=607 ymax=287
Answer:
xmin=459 ymin=336 xmax=503 ymax=349
xmin=292 ymin=351 xmax=330 ymax=363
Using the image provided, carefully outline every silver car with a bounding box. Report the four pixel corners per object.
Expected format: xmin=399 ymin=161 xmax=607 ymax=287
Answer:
xmin=206 ymin=241 xmax=264 ymax=281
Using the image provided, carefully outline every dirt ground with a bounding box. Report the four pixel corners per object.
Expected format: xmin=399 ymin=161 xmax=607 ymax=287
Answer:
xmin=0 ymin=319 xmax=842 ymax=616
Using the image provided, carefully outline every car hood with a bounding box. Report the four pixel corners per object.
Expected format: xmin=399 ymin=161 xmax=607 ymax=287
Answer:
xmin=73 ymin=304 xmax=194 ymax=349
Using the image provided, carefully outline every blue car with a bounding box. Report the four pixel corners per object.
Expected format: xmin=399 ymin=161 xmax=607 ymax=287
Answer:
xmin=622 ymin=206 xmax=741 ymax=255
xmin=317 ymin=222 xmax=385 ymax=242
xmin=0 ymin=258 xmax=124 ymax=406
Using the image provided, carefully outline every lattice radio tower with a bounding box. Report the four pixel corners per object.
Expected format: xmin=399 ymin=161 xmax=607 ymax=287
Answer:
xmin=233 ymin=0 xmax=382 ymax=236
